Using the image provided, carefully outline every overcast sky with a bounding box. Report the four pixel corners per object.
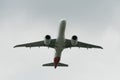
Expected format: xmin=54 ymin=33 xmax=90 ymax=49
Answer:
xmin=0 ymin=0 xmax=120 ymax=80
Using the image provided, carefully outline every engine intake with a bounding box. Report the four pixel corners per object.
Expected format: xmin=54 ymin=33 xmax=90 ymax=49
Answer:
xmin=71 ymin=35 xmax=78 ymax=45
xmin=72 ymin=35 xmax=77 ymax=40
xmin=44 ymin=35 xmax=51 ymax=45
xmin=45 ymin=35 xmax=51 ymax=39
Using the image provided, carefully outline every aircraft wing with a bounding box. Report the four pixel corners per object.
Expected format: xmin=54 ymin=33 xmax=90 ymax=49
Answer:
xmin=65 ymin=39 xmax=103 ymax=49
xmin=14 ymin=39 xmax=56 ymax=48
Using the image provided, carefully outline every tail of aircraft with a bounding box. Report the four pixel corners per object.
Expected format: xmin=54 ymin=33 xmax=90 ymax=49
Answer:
xmin=42 ymin=62 xmax=68 ymax=67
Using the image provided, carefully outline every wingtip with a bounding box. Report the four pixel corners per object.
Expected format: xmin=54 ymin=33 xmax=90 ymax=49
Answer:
xmin=13 ymin=45 xmax=19 ymax=48
xmin=13 ymin=46 xmax=16 ymax=48
xmin=100 ymin=46 xmax=103 ymax=49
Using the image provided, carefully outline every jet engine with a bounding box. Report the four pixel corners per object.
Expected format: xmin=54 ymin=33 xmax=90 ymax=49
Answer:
xmin=44 ymin=35 xmax=51 ymax=45
xmin=71 ymin=35 xmax=78 ymax=46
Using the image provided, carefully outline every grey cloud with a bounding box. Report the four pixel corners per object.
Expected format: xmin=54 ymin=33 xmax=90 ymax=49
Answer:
xmin=0 ymin=0 xmax=120 ymax=80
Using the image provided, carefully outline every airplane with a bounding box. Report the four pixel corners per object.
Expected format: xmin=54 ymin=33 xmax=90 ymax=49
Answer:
xmin=14 ymin=20 xmax=103 ymax=69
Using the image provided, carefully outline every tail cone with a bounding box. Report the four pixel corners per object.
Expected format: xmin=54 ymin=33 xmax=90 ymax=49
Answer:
xmin=54 ymin=57 xmax=60 ymax=68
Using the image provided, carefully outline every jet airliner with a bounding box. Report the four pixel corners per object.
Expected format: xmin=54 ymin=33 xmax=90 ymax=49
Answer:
xmin=14 ymin=20 xmax=103 ymax=68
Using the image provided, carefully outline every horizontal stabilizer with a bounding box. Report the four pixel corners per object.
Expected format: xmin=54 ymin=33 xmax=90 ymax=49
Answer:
xmin=42 ymin=62 xmax=68 ymax=67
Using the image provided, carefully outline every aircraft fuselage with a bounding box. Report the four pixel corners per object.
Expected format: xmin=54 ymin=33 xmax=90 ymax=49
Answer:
xmin=54 ymin=20 xmax=66 ymax=68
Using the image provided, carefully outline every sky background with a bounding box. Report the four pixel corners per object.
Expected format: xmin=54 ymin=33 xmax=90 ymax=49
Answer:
xmin=0 ymin=0 xmax=120 ymax=80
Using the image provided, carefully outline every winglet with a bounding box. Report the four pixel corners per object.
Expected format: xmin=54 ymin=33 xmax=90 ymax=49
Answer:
xmin=13 ymin=45 xmax=23 ymax=48
xmin=99 ymin=46 xmax=103 ymax=49
xmin=101 ymin=47 xmax=103 ymax=49
xmin=95 ymin=45 xmax=103 ymax=49
xmin=13 ymin=45 xmax=17 ymax=48
xmin=13 ymin=45 xmax=20 ymax=48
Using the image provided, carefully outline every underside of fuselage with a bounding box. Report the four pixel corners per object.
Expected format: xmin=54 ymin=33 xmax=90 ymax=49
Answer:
xmin=53 ymin=20 xmax=66 ymax=68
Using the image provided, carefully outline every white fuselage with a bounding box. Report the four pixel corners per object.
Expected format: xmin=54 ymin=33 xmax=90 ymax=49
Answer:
xmin=55 ymin=20 xmax=66 ymax=58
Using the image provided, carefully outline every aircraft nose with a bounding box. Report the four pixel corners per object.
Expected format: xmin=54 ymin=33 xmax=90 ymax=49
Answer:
xmin=54 ymin=57 xmax=60 ymax=68
xmin=61 ymin=20 xmax=66 ymax=24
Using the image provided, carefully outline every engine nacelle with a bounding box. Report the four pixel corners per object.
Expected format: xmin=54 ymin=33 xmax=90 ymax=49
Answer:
xmin=71 ymin=35 xmax=78 ymax=45
xmin=44 ymin=35 xmax=51 ymax=45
